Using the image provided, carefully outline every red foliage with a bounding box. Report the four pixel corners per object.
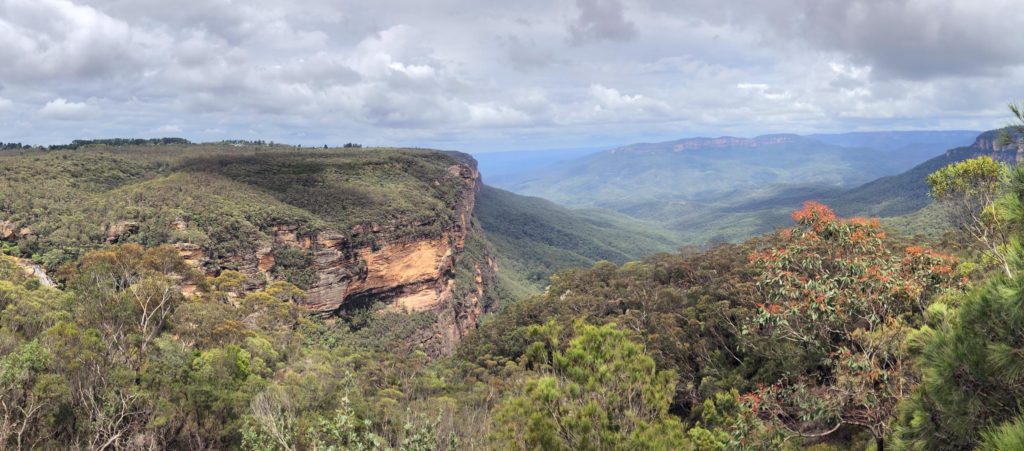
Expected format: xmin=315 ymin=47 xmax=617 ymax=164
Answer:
xmin=750 ymin=201 xmax=960 ymax=329
xmin=791 ymin=201 xmax=836 ymax=229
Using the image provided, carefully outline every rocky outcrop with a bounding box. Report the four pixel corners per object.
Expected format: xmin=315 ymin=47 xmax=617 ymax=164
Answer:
xmin=14 ymin=258 xmax=55 ymax=288
xmin=969 ymin=129 xmax=1024 ymax=163
xmin=105 ymin=221 xmax=140 ymax=243
xmin=0 ymin=221 xmax=32 ymax=241
xmin=0 ymin=152 xmax=493 ymax=354
xmin=173 ymin=159 xmax=490 ymax=353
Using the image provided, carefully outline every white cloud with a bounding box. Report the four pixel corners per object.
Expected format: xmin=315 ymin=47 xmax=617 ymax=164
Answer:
xmin=39 ymin=98 xmax=94 ymax=120
xmin=154 ymin=124 xmax=182 ymax=133
xmin=0 ymin=97 xmax=12 ymax=111
xmin=0 ymin=0 xmax=150 ymax=82
xmin=0 ymin=0 xmax=1020 ymax=149
xmin=589 ymin=84 xmax=669 ymax=115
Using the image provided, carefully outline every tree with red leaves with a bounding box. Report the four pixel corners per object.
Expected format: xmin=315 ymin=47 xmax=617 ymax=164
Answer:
xmin=746 ymin=201 xmax=960 ymax=450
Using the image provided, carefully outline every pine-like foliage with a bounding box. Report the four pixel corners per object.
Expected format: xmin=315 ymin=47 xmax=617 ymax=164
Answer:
xmin=490 ymin=321 xmax=688 ymax=450
xmin=979 ymin=416 xmax=1024 ymax=451
xmin=892 ymin=168 xmax=1024 ymax=450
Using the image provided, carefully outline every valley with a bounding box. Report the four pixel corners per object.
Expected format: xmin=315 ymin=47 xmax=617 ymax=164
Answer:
xmin=1 ymin=126 xmax=1022 ymax=450
xmin=4 ymin=1 xmax=1024 ymax=448
xmin=483 ymin=130 xmax=978 ymax=244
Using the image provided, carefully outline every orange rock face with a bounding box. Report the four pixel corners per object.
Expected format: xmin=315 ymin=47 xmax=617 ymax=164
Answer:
xmin=347 ymin=239 xmax=449 ymax=297
xmin=61 ymin=160 xmax=494 ymax=355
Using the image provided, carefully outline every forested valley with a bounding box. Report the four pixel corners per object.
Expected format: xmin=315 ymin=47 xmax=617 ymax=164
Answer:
xmin=1 ymin=109 xmax=1024 ymax=450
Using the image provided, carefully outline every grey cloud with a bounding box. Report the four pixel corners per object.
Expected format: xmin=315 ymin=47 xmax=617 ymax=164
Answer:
xmin=568 ymin=0 xmax=636 ymax=45
xmin=502 ymin=36 xmax=559 ymax=71
xmin=651 ymin=0 xmax=1024 ymax=80
xmin=780 ymin=0 xmax=1024 ymax=79
xmin=0 ymin=0 xmax=1019 ymax=150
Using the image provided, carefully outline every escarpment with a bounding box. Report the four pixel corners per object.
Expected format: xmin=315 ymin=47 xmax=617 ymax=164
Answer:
xmin=184 ymin=160 xmax=490 ymax=352
xmin=0 ymin=145 xmax=496 ymax=354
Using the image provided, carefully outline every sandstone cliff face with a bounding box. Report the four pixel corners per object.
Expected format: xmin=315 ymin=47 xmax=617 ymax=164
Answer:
xmin=970 ymin=129 xmax=1024 ymax=163
xmin=175 ymin=160 xmax=491 ymax=353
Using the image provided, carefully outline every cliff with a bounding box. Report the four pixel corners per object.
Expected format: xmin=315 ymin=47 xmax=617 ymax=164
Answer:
xmin=964 ymin=129 xmax=1024 ymax=162
xmin=829 ymin=128 xmax=1024 ymax=218
xmin=0 ymin=144 xmax=498 ymax=354
xmin=176 ymin=160 xmax=491 ymax=353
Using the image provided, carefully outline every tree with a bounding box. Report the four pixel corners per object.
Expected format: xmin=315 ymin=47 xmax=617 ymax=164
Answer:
xmin=891 ymin=199 xmax=1024 ymax=450
xmin=685 ymin=390 xmax=788 ymax=450
xmin=65 ymin=244 xmax=194 ymax=364
xmin=491 ymin=321 xmax=689 ymax=450
xmin=747 ymin=202 xmax=959 ymax=450
xmin=0 ymin=340 xmax=66 ymax=450
xmin=997 ymin=100 xmax=1024 ymax=148
xmin=927 ymin=156 xmax=1011 ymax=275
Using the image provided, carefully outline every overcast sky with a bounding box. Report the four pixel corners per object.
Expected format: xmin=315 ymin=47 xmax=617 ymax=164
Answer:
xmin=1 ymin=0 xmax=1022 ymax=151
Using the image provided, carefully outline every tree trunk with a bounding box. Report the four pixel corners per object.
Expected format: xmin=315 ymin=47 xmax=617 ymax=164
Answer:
xmin=876 ymin=436 xmax=884 ymax=451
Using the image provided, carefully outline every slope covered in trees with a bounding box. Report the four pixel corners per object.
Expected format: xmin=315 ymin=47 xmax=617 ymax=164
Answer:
xmin=0 ymin=196 xmax=988 ymax=449
xmin=827 ymin=129 xmax=1023 ymax=218
xmin=492 ymin=131 xmax=977 ymax=245
xmin=1 ymin=117 xmax=1022 ymax=449
xmin=475 ymin=185 xmax=680 ymax=296
xmin=0 ymin=143 xmax=478 ymax=270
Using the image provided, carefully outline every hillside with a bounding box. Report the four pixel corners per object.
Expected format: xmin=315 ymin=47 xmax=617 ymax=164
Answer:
xmin=829 ymin=129 xmax=1024 ymax=217
xmin=0 ymin=143 xmax=498 ymax=352
xmin=491 ymin=131 xmax=976 ymax=245
xmin=0 ymin=142 xmax=685 ymax=348
xmin=808 ymin=130 xmax=979 ymax=168
xmin=502 ymin=134 xmax=907 ymax=210
xmin=475 ymin=185 xmax=680 ymax=297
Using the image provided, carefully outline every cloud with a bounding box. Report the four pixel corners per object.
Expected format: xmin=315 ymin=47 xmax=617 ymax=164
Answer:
xmin=589 ymin=84 xmax=669 ymax=114
xmin=0 ymin=0 xmax=150 ymax=82
xmin=0 ymin=0 xmax=1020 ymax=150
xmin=154 ymin=124 xmax=182 ymax=134
xmin=0 ymin=97 xmax=12 ymax=111
xmin=648 ymin=0 xmax=1024 ymax=80
xmin=503 ymin=36 xmax=559 ymax=71
xmin=568 ymin=0 xmax=636 ymax=45
xmin=39 ymin=98 xmax=94 ymax=120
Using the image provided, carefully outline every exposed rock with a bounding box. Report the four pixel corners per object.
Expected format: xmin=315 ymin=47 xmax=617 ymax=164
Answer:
xmin=0 ymin=221 xmax=15 ymax=241
xmin=175 ymin=243 xmax=210 ymax=274
xmin=14 ymin=258 xmax=55 ymax=288
xmin=257 ymin=246 xmax=275 ymax=274
xmin=171 ymin=161 xmax=492 ymax=354
xmin=105 ymin=221 xmax=140 ymax=243
xmin=970 ymin=129 xmax=1024 ymax=163
xmin=0 ymin=221 xmax=31 ymax=241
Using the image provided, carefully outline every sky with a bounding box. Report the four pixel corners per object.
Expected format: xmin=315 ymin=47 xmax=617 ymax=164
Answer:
xmin=1 ymin=0 xmax=1022 ymax=151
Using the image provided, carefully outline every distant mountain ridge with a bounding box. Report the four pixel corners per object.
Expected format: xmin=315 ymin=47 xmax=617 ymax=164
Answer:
xmin=809 ymin=130 xmax=980 ymax=151
xmin=829 ymin=128 xmax=1024 ymax=218
xmin=490 ymin=129 xmax=981 ymax=245
xmin=609 ymin=134 xmax=803 ymax=154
